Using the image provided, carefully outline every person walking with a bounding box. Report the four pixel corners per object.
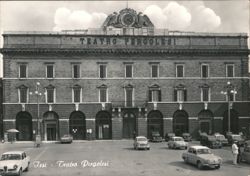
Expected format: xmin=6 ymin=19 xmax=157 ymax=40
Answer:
xmin=232 ymin=141 xmax=239 ymax=165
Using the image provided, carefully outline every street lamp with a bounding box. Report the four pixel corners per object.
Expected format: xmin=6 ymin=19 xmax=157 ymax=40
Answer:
xmin=29 ymin=82 xmax=44 ymax=146
xmin=220 ymin=81 xmax=237 ymax=133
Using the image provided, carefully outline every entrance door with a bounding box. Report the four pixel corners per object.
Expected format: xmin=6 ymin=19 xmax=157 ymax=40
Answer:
xmin=123 ymin=113 xmax=136 ymax=139
xmin=98 ymin=124 xmax=110 ymax=139
xmin=96 ymin=111 xmax=112 ymax=140
xmin=200 ymin=122 xmax=210 ymax=134
xmin=47 ymin=123 xmax=56 ymax=141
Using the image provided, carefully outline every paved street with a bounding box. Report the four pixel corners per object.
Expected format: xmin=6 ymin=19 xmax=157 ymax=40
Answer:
xmin=0 ymin=140 xmax=250 ymax=176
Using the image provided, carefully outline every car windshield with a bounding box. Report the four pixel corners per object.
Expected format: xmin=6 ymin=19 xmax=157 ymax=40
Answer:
xmin=196 ymin=149 xmax=212 ymax=154
xmin=232 ymin=135 xmax=242 ymax=140
xmin=63 ymin=135 xmax=71 ymax=137
xmin=152 ymin=132 xmax=160 ymax=136
xmin=175 ymin=137 xmax=184 ymax=141
xmin=208 ymin=136 xmax=216 ymax=141
xmin=137 ymin=138 xmax=147 ymax=142
xmin=1 ymin=154 xmax=21 ymax=160
xmin=215 ymin=135 xmax=225 ymax=140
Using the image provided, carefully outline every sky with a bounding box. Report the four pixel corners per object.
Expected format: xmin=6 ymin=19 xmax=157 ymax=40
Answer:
xmin=0 ymin=0 xmax=249 ymax=77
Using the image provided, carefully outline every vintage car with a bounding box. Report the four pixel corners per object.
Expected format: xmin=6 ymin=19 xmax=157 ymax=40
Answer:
xmin=168 ymin=136 xmax=188 ymax=149
xmin=241 ymin=145 xmax=250 ymax=164
xmin=227 ymin=134 xmax=245 ymax=145
xmin=133 ymin=136 xmax=150 ymax=150
xmin=182 ymin=133 xmax=192 ymax=142
xmin=214 ymin=133 xmax=228 ymax=146
xmin=0 ymin=151 xmax=30 ymax=176
xmin=60 ymin=134 xmax=73 ymax=144
xmin=165 ymin=133 xmax=175 ymax=142
xmin=182 ymin=146 xmax=222 ymax=170
xmin=150 ymin=131 xmax=163 ymax=142
xmin=200 ymin=134 xmax=222 ymax=149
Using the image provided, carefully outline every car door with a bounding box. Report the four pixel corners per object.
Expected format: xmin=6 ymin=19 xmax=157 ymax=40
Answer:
xmin=22 ymin=153 xmax=28 ymax=169
xmin=187 ymin=148 xmax=194 ymax=164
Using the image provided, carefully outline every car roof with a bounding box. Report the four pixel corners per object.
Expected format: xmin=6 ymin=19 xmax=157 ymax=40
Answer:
xmin=189 ymin=145 xmax=209 ymax=150
xmin=136 ymin=136 xmax=147 ymax=139
xmin=2 ymin=151 xmax=24 ymax=155
xmin=173 ymin=136 xmax=183 ymax=139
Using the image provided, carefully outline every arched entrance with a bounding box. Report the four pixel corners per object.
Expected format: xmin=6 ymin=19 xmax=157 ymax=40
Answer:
xmin=16 ymin=112 xmax=33 ymax=141
xmin=223 ymin=109 xmax=239 ymax=134
xmin=96 ymin=111 xmax=112 ymax=139
xmin=69 ymin=111 xmax=86 ymax=140
xmin=147 ymin=110 xmax=163 ymax=139
xmin=198 ymin=110 xmax=213 ymax=134
xmin=173 ymin=110 xmax=189 ymax=136
xmin=43 ymin=111 xmax=59 ymax=141
xmin=123 ymin=112 xmax=136 ymax=139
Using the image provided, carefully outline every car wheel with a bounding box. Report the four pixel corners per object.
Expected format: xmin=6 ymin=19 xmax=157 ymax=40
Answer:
xmin=216 ymin=165 xmax=220 ymax=169
xmin=18 ymin=168 xmax=22 ymax=176
xmin=185 ymin=146 xmax=187 ymax=150
xmin=183 ymin=157 xmax=188 ymax=163
xmin=147 ymin=148 xmax=150 ymax=150
xmin=25 ymin=163 xmax=30 ymax=171
xmin=197 ymin=161 xmax=203 ymax=170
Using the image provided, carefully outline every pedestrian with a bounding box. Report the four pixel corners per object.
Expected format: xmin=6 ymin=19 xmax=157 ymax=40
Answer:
xmin=232 ymin=141 xmax=239 ymax=165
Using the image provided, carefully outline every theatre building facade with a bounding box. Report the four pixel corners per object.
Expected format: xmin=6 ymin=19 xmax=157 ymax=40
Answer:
xmin=1 ymin=8 xmax=250 ymax=141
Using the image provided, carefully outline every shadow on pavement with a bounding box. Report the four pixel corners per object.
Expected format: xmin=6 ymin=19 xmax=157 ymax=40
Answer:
xmin=169 ymin=161 xmax=218 ymax=171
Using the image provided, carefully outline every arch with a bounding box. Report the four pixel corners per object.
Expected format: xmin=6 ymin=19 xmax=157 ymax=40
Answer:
xmin=43 ymin=111 xmax=59 ymax=141
xmin=96 ymin=111 xmax=112 ymax=139
xmin=69 ymin=111 xmax=86 ymax=140
xmin=147 ymin=110 xmax=163 ymax=139
xmin=16 ymin=111 xmax=33 ymax=141
xmin=123 ymin=112 xmax=136 ymax=139
xmin=198 ymin=110 xmax=214 ymax=134
xmin=223 ymin=109 xmax=239 ymax=134
xmin=173 ymin=110 xmax=189 ymax=136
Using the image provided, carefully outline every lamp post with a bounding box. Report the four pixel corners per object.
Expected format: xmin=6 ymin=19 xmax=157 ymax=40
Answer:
xmin=221 ymin=82 xmax=237 ymax=133
xmin=29 ymin=82 xmax=44 ymax=146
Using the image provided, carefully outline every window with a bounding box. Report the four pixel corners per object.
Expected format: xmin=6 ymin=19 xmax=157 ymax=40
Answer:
xmin=226 ymin=64 xmax=234 ymax=77
xmin=18 ymin=85 xmax=28 ymax=103
xmin=148 ymin=84 xmax=161 ymax=102
xmin=201 ymin=87 xmax=210 ymax=102
xmin=151 ymin=65 xmax=159 ymax=78
xmin=174 ymin=84 xmax=187 ymax=102
xmin=72 ymin=64 xmax=81 ymax=78
xmin=46 ymin=85 xmax=55 ymax=103
xmin=176 ymin=64 xmax=184 ymax=77
xmin=72 ymin=85 xmax=81 ymax=103
xmin=99 ymin=65 xmax=107 ymax=78
xmin=125 ymin=85 xmax=133 ymax=107
xmin=125 ymin=64 xmax=133 ymax=78
xmin=46 ymin=65 xmax=54 ymax=78
xmin=98 ymin=84 xmax=108 ymax=102
xmin=19 ymin=64 xmax=27 ymax=78
xmin=201 ymin=64 xmax=209 ymax=78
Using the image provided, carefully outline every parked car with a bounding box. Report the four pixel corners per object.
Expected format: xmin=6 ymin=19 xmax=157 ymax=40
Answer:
xmin=240 ymin=145 xmax=250 ymax=164
xmin=165 ymin=133 xmax=175 ymax=142
xmin=182 ymin=146 xmax=222 ymax=170
xmin=134 ymin=136 xmax=150 ymax=150
xmin=0 ymin=151 xmax=30 ymax=176
xmin=200 ymin=135 xmax=222 ymax=149
xmin=151 ymin=131 xmax=163 ymax=142
xmin=168 ymin=136 xmax=188 ymax=149
xmin=182 ymin=133 xmax=192 ymax=142
xmin=227 ymin=134 xmax=245 ymax=145
xmin=214 ymin=133 xmax=228 ymax=146
xmin=60 ymin=134 xmax=73 ymax=144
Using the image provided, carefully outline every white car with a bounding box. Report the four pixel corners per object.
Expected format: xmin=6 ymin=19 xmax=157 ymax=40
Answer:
xmin=168 ymin=136 xmax=188 ymax=149
xmin=134 ymin=136 xmax=150 ymax=150
xmin=0 ymin=151 xmax=30 ymax=176
xmin=182 ymin=146 xmax=222 ymax=170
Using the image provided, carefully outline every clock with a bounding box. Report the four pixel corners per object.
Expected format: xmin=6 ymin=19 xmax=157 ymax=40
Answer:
xmin=122 ymin=13 xmax=135 ymax=26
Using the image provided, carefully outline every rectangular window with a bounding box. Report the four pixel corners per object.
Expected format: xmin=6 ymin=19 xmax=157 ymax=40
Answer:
xmin=46 ymin=65 xmax=54 ymax=78
xmin=151 ymin=65 xmax=159 ymax=78
xmin=201 ymin=88 xmax=210 ymax=102
xmin=100 ymin=65 xmax=107 ymax=78
xmin=176 ymin=65 xmax=184 ymax=77
xmin=125 ymin=65 xmax=133 ymax=78
xmin=100 ymin=89 xmax=107 ymax=102
xmin=201 ymin=64 xmax=209 ymax=78
xmin=73 ymin=88 xmax=81 ymax=103
xmin=125 ymin=88 xmax=133 ymax=107
xmin=226 ymin=64 xmax=234 ymax=77
xmin=19 ymin=88 xmax=27 ymax=103
xmin=46 ymin=89 xmax=54 ymax=103
xmin=174 ymin=89 xmax=187 ymax=102
xmin=19 ymin=64 xmax=27 ymax=78
xmin=73 ymin=64 xmax=80 ymax=78
xmin=151 ymin=90 xmax=161 ymax=102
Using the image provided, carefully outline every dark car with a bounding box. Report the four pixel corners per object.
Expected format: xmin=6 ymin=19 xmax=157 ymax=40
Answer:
xmin=226 ymin=134 xmax=245 ymax=146
xmin=60 ymin=134 xmax=73 ymax=144
xmin=182 ymin=133 xmax=192 ymax=142
xmin=165 ymin=133 xmax=175 ymax=142
xmin=151 ymin=131 xmax=163 ymax=142
xmin=200 ymin=134 xmax=222 ymax=149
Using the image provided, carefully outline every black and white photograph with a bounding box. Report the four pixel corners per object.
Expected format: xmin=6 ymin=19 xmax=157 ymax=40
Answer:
xmin=0 ymin=0 xmax=250 ymax=176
